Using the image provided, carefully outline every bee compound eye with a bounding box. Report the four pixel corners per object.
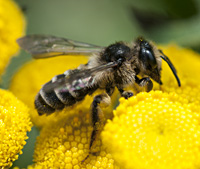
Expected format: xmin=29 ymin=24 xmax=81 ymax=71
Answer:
xmin=140 ymin=48 xmax=157 ymax=69
xmin=146 ymin=50 xmax=157 ymax=68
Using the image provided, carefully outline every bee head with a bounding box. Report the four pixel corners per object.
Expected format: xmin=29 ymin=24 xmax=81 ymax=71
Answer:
xmin=137 ymin=37 xmax=162 ymax=85
xmin=136 ymin=37 xmax=181 ymax=87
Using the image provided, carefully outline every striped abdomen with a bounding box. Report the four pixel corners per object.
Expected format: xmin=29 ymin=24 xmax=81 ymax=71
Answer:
xmin=35 ymin=74 xmax=96 ymax=115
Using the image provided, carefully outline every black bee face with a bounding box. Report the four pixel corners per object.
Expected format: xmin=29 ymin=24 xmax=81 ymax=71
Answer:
xmin=138 ymin=38 xmax=162 ymax=84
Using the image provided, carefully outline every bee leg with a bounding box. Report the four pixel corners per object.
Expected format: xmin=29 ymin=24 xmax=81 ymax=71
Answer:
xmin=135 ymin=76 xmax=153 ymax=92
xmin=82 ymin=93 xmax=110 ymax=163
xmin=106 ymin=85 xmax=115 ymax=96
xmin=118 ymin=88 xmax=134 ymax=99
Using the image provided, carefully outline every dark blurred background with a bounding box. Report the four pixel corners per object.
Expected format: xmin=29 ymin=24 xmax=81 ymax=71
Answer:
xmin=8 ymin=0 xmax=200 ymax=168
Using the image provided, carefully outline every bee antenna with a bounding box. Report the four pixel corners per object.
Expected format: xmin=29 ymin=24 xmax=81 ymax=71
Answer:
xmin=159 ymin=50 xmax=181 ymax=87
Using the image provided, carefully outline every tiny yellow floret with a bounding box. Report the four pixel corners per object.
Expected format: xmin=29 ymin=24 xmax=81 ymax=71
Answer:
xmin=102 ymin=91 xmax=200 ymax=169
xmin=0 ymin=89 xmax=32 ymax=168
xmin=0 ymin=0 xmax=26 ymax=76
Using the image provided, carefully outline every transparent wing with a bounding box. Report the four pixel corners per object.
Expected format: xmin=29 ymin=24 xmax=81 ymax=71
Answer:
xmin=17 ymin=35 xmax=104 ymax=59
xmin=44 ymin=61 xmax=118 ymax=93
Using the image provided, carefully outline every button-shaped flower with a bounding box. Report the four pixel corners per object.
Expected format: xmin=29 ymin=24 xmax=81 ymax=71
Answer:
xmin=102 ymin=91 xmax=200 ymax=169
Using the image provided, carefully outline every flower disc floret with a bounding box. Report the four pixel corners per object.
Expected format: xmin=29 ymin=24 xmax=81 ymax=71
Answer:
xmin=102 ymin=91 xmax=200 ymax=169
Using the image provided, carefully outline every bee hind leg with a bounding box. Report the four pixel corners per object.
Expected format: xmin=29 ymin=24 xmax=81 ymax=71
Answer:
xmin=82 ymin=93 xmax=110 ymax=163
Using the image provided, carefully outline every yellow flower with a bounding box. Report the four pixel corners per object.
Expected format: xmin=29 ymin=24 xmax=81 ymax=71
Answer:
xmin=0 ymin=89 xmax=32 ymax=168
xmin=10 ymin=55 xmax=88 ymax=128
xmin=32 ymin=99 xmax=120 ymax=169
xmin=0 ymin=0 xmax=26 ymax=76
xmin=102 ymin=91 xmax=200 ymax=169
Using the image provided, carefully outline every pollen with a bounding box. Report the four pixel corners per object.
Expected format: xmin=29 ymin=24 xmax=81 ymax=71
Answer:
xmin=0 ymin=0 xmax=26 ymax=77
xmin=0 ymin=89 xmax=32 ymax=168
xmin=102 ymin=91 xmax=200 ymax=169
xmin=32 ymin=105 xmax=120 ymax=169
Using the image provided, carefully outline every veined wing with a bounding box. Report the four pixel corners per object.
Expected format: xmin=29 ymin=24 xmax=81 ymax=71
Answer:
xmin=17 ymin=35 xmax=104 ymax=59
xmin=44 ymin=61 xmax=118 ymax=93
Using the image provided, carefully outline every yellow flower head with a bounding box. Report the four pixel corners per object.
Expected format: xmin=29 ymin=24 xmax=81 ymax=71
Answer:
xmin=102 ymin=91 xmax=200 ymax=169
xmin=0 ymin=89 xmax=32 ymax=168
xmin=33 ymin=101 xmax=120 ymax=169
xmin=0 ymin=0 xmax=26 ymax=76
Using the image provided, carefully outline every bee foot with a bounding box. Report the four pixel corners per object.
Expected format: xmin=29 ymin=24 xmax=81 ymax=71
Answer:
xmin=136 ymin=76 xmax=153 ymax=92
xmin=145 ymin=78 xmax=153 ymax=92
xmin=81 ymin=154 xmax=90 ymax=164
xmin=121 ymin=91 xmax=133 ymax=99
xmin=81 ymin=151 xmax=99 ymax=164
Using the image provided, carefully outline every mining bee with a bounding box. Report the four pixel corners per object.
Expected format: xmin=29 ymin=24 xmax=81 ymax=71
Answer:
xmin=17 ymin=35 xmax=181 ymax=161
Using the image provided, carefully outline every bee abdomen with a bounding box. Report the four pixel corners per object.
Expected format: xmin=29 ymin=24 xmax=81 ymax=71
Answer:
xmin=40 ymin=83 xmax=65 ymax=110
xmin=55 ymin=89 xmax=76 ymax=106
xmin=35 ymin=74 xmax=79 ymax=115
xmin=35 ymin=93 xmax=55 ymax=115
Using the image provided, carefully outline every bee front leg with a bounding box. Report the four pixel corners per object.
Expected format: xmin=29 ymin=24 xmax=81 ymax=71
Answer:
xmin=135 ymin=76 xmax=153 ymax=92
xmin=82 ymin=93 xmax=111 ymax=163
xmin=118 ymin=87 xmax=134 ymax=99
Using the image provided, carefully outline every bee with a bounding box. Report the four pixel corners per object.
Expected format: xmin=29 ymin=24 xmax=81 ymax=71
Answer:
xmin=17 ymin=35 xmax=181 ymax=161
